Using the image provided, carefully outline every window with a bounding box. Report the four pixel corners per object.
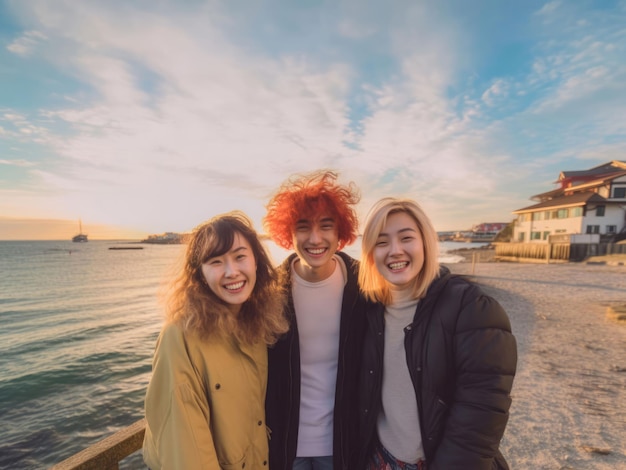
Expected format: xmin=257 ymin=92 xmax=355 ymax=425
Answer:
xmin=543 ymin=231 xmax=550 ymax=240
xmin=571 ymin=207 xmax=583 ymax=217
xmin=596 ymin=205 xmax=605 ymax=217
xmin=531 ymin=231 xmax=542 ymax=240
xmin=518 ymin=232 xmax=525 ymax=242
xmin=532 ymin=212 xmax=542 ymax=221
xmin=613 ymin=187 xmax=626 ymax=198
xmin=607 ymin=225 xmax=617 ymax=234
xmin=544 ymin=211 xmax=551 ymax=220
xmin=586 ymin=225 xmax=600 ymax=234
xmin=557 ymin=209 xmax=569 ymax=219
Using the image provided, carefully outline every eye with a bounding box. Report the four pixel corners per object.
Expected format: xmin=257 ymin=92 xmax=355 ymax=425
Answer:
xmin=402 ymin=236 xmax=415 ymax=242
xmin=207 ymin=259 xmax=222 ymax=266
xmin=236 ymin=253 xmax=247 ymax=261
xmin=375 ymin=240 xmax=388 ymax=247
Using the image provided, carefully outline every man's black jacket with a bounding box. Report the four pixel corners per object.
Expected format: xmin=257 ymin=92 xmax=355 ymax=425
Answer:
xmin=266 ymin=251 xmax=365 ymax=470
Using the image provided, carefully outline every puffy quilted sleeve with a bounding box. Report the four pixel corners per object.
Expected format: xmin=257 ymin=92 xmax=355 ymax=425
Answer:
xmin=430 ymin=286 xmax=517 ymax=470
xmin=143 ymin=323 xmax=221 ymax=470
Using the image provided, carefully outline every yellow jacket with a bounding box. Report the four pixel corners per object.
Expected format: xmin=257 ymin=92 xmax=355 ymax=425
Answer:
xmin=143 ymin=322 xmax=269 ymax=469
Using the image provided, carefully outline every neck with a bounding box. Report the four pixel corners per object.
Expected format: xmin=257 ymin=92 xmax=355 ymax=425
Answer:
xmin=294 ymin=257 xmax=336 ymax=282
xmin=389 ymin=285 xmax=414 ymax=305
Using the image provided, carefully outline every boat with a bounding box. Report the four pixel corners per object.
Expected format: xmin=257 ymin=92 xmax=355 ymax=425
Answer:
xmin=72 ymin=219 xmax=88 ymax=243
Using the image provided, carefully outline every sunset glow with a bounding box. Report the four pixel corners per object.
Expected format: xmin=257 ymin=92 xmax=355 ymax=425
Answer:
xmin=1 ymin=1 xmax=625 ymax=239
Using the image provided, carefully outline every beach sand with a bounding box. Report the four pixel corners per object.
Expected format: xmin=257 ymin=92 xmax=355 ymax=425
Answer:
xmin=444 ymin=260 xmax=626 ymax=469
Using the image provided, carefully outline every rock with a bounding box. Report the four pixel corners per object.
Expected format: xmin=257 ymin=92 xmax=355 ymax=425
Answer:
xmin=579 ymin=445 xmax=611 ymax=455
xmin=606 ymin=305 xmax=626 ymax=323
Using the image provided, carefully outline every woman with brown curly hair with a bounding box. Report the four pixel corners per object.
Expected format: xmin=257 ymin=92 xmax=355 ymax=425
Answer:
xmin=142 ymin=212 xmax=288 ymax=470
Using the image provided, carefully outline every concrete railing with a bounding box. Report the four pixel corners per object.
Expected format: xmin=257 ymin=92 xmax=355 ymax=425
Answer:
xmin=49 ymin=419 xmax=145 ymax=470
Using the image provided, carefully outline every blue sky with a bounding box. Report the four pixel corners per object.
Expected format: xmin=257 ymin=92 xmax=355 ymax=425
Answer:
xmin=1 ymin=0 xmax=625 ymax=239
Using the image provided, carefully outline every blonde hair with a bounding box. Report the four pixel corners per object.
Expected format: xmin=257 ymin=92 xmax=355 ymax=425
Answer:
xmin=359 ymin=197 xmax=441 ymax=304
xmin=163 ymin=211 xmax=288 ymax=345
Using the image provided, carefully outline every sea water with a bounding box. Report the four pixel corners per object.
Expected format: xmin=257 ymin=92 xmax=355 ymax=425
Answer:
xmin=0 ymin=239 xmax=469 ymax=469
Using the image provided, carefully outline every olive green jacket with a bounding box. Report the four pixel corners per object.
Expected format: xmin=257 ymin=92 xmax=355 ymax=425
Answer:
xmin=143 ymin=322 xmax=269 ymax=469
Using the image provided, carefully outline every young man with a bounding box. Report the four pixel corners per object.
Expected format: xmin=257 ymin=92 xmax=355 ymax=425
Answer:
xmin=264 ymin=170 xmax=363 ymax=470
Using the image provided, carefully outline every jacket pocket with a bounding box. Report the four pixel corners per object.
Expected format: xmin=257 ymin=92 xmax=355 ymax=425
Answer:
xmin=426 ymin=397 xmax=449 ymax=445
xmin=219 ymin=451 xmax=247 ymax=470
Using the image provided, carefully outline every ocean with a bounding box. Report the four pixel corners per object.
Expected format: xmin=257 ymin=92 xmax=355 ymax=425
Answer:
xmin=0 ymin=239 xmax=471 ymax=469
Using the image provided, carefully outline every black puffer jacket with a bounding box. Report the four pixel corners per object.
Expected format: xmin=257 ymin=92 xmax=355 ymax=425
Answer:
xmin=266 ymin=252 xmax=365 ymax=470
xmin=357 ymin=267 xmax=517 ymax=469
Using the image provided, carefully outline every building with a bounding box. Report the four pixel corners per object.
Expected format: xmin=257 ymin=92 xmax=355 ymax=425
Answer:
xmin=141 ymin=232 xmax=186 ymax=244
xmin=512 ymin=160 xmax=626 ymax=243
xmin=472 ymin=222 xmax=508 ymax=236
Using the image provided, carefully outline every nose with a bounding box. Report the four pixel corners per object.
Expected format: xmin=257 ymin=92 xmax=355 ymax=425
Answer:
xmin=389 ymin=238 xmax=402 ymax=256
xmin=309 ymin=227 xmax=322 ymax=244
xmin=224 ymin=259 xmax=238 ymax=277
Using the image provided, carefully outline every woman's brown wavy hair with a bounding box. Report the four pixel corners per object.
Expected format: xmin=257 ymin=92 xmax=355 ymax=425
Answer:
xmin=163 ymin=211 xmax=288 ymax=345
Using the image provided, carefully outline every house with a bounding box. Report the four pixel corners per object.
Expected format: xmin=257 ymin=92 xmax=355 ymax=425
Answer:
xmin=512 ymin=160 xmax=626 ymax=243
xmin=472 ymin=222 xmax=508 ymax=236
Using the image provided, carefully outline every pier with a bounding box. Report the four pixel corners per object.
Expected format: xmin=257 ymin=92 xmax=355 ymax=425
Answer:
xmin=49 ymin=420 xmax=145 ymax=470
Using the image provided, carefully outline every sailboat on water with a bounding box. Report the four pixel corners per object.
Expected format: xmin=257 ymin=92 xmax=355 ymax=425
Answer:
xmin=72 ymin=219 xmax=88 ymax=243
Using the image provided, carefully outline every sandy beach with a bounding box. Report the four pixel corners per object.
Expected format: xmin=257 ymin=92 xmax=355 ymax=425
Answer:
xmin=444 ymin=260 xmax=626 ymax=469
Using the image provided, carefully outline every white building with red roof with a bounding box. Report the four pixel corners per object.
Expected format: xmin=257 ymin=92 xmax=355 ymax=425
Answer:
xmin=512 ymin=161 xmax=626 ymax=243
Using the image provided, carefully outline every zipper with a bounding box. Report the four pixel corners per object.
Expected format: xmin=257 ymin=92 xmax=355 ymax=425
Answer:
xmin=337 ymin=270 xmax=358 ymax=467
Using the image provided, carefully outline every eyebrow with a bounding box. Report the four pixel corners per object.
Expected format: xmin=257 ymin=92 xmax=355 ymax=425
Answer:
xmin=378 ymin=227 xmax=417 ymax=237
xmin=296 ymin=217 xmax=335 ymax=224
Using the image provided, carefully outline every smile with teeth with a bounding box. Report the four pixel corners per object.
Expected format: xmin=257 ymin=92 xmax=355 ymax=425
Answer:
xmin=388 ymin=261 xmax=409 ymax=270
xmin=224 ymin=281 xmax=245 ymax=291
xmin=307 ymin=248 xmax=327 ymax=255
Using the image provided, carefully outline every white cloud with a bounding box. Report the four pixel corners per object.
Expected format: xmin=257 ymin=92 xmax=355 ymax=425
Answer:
xmin=337 ymin=20 xmax=377 ymax=39
xmin=3 ymin=1 xmax=526 ymax=231
xmin=3 ymin=0 xmax=625 ymax=234
xmin=536 ymin=1 xmax=561 ymax=17
xmin=481 ymin=79 xmax=509 ymax=107
xmin=6 ymin=30 xmax=47 ymax=56
xmin=1 ymin=2 xmax=365 ymax=230
xmin=0 ymin=159 xmax=35 ymax=167
xmin=2 ymin=112 xmax=27 ymax=122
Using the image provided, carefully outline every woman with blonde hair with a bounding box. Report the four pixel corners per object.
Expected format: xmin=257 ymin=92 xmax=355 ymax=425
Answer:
xmin=357 ymin=197 xmax=517 ymax=470
xmin=143 ymin=211 xmax=288 ymax=470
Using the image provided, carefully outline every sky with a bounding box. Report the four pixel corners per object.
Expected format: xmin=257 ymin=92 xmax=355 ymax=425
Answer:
xmin=1 ymin=0 xmax=625 ymax=240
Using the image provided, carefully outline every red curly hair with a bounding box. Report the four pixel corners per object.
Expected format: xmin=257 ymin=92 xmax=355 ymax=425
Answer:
xmin=264 ymin=170 xmax=360 ymax=250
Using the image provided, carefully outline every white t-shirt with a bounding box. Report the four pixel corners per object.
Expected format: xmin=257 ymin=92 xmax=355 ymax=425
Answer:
xmin=292 ymin=256 xmax=345 ymax=457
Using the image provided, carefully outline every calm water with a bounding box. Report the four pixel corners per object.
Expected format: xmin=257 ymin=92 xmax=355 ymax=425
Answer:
xmin=0 ymin=240 xmax=469 ymax=469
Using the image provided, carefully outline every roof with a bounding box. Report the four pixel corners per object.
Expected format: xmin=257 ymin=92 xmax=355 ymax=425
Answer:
xmin=533 ymin=169 xmax=626 ymax=200
xmin=559 ymin=160 xmax=626 ymax=181
xmin=513 ymin=192 xmax=607 ymax=213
